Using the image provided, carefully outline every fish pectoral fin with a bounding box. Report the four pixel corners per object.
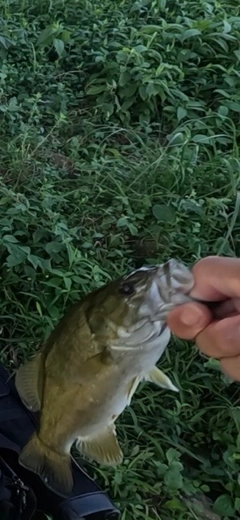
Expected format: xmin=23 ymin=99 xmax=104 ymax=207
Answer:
xmin=145 ymin=367 xmax=179 ymax=392
xmin=76 ymin=426 xmax=123 ymax=466
xmin=15 ymin=353 xmax=42 ymax=411
xmin=19 ymin=433 xmax=73 ymax=497
xmin=127 ymin=375 xmax=141 ymax=405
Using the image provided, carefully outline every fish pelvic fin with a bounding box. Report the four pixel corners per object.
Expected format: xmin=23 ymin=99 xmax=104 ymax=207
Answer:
xmin=145 ymin=367 xmax=179 ymax=392
xmin=15 ymin=353 xmax=42 ymax=412
xmin=19 ymin=433 xmax=73 ymax=497
xmin=76 ymin=425 xmax=123 ymax=466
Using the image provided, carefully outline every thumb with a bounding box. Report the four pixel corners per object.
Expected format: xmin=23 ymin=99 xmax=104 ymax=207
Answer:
xmin=167 ymin=302 xmax=213 ymax=340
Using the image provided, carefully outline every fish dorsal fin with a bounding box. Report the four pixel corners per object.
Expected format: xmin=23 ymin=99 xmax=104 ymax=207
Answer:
xmin=76 ymin=425 xmax=123 ymax=466
xmin=145 ymin=367 xmax=179 ymax=392
xmin=15 ymin=352 xmax=43 ymax=411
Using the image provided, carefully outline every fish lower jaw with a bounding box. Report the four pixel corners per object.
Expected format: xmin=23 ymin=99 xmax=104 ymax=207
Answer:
xmin=157 ymin=294 xmax=193 ymax=318
xmin=109 ymin=326 xmax=171 ymax=361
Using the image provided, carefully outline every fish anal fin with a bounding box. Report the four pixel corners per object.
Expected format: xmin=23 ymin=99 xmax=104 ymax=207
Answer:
xmin=76 ymin=426 xmax=123 ymax=466
xmin=15 ymin=353 xmax=42 ymax=411
xmin=145 ymin=367 xmax=179 ymax=392
xmin=19 ymin=434 xmax=73 ymax=497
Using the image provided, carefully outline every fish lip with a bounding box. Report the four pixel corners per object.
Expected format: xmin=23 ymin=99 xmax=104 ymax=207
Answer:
xmin=157 ymin=259 xmax=194 ymax=294
xmin=154 ymin=295 xmax=193 ymax=320
xmin=154 ymin=258 xmax=195 ymax=318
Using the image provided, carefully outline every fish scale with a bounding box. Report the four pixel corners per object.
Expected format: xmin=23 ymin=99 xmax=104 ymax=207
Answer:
xmin=74 ymin=321 xmax=171 ymax=434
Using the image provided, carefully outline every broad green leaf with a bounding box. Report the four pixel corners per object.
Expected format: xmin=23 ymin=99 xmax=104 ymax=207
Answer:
xmin=223 ymin=20 xmax=231 ymax=33
xmin=213 ymin=494 xmax=235 ymax=517
xmin=128 ymin=223 xmax=138 ymax=235
xmin=116 ymin=217 xmax=128 ymax=227
xmin=7 ymin=253 xmax=25 ymax=267
xmin=28 ymin=254 xmax=44 ymax=269
xmin=218 ymin=105 xmax=229 ymax=116
xmin=103 ymin=102 xmax=114 ymax=117
xmin=33 ymin=229 xmax=49 ymax=243
xmin=156 ymin=462 xmax=168 ymax=476
xmin=60 ymin=30 xmax=71 ymax=43
xmin=121 ymin=84 xmax=138 ymax=98
xmin=118 ymin=70 xmax=131 ymax=87
xmin=86 ymin=85 xmax=106 ymax=95
xmin=235 ymin=497 xmax=240 ymax=511
xmin=2 ymin=234 xmax=19 ymax=243
xmin=139 ymin=85 xmax=148 ymax=101
xmin=24 ymin=266 xmax=36 ymax=280
xmin=146 ymin=82 xmax=160 ymax=97
xmin=177 ymin=107 xmax=187 ymax=121
xmin=133 ymin=45 xmax=147 ymax=53
xmin=53 ymin=38 xmax=65 ymax=57
xmin=214 ymin=89 xmax=231 ymax=98
xmin=165 ymin=498 xmax=185 ymax=511
xmin=106 ymin=147 xmax=120 ymax=158
xmin=192 ymin=134 xmax=212 ymax=143
xmin=164 ymin=468 xmax=183 ymax=490
xmin=113 ymin=471 xmax=123 ymax=485
xmin=181 ymin=199 xmax=204 ymax=215
xmin=159 ymin=0 xmax=167 ymax=9
xmin=64 ymin=277 xmax=72 ymax=291
xmin=226 ymin=101 xmax=240 ymax=112
xmin=234 ymin=49 xmax=240 ymax=60
xmin=170 ymin=461 xmax=184 ymax=472
xmin=167 ymin=132 xmax=185 ymax=145
xmin=152 ymin=204 xmax=175 ymax=222
xmin=6 ymin=244 xmax=30 ymax=256
xmin=116 ymin=50 xmax=128 ymax=63
xmin=0 ymin=35 xmax=15 ymax=49
xmin=138 ymin=25 xmax=161 ymax=34
xmin=8 ymin=97 xmax=18 ymax=112
xmin=45 ymin=242 xmax=64 ymax=255
xmin=181 ymin=29 xmax=201 ymax=41
xmin=43 ymin=277 xmax=63 ymax=288
xmin=166 ymin=448 xmax=181 ymax=464
xmin=37 ymin=26 xmax=55 ymax=46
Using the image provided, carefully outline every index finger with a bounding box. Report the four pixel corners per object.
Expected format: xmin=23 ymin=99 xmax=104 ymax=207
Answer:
xmin=190 ymin=256 xmax=240 ymax=301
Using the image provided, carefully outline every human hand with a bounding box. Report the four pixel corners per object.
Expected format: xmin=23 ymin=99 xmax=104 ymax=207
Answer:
xmin=167 ymin=256 xmax=240 ymax=381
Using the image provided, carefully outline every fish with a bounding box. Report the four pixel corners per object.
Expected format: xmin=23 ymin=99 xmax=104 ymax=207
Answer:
xmin=15 ymin=258 xmax=195 ymax=496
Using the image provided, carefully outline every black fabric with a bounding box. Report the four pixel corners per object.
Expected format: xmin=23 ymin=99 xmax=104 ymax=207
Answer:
xmin=0 ymin=364 xmax=120 ymax=520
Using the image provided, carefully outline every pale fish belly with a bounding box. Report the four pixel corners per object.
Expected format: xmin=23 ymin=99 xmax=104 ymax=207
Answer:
xmin=75 ymin=372 xmax=138 ymax=439
xmin=76 ymin=324 xmax=171 ymax=438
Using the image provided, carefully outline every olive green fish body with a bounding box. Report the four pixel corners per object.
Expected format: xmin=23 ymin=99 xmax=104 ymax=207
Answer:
xmin=15 ymin=259 xmax=195 ymax=496
xmin=34 ymin=321 xmax=170 ymax=443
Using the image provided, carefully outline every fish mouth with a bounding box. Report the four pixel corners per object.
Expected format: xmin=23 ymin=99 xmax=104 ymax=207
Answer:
xmin=154 ymin=258 xmax=195 ymax=319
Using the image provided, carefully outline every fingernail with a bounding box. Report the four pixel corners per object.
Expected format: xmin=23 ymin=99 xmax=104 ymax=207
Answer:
xmin=180 ymin=306 xmax=203 ymax=326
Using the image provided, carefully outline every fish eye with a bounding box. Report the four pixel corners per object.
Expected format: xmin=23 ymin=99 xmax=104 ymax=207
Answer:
xmin=119 ymin=282 xmax=135 ymax=296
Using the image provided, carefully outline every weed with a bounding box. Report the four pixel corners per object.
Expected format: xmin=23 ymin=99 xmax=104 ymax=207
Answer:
xmin=1 ymin=0 xmax=240 ymax=518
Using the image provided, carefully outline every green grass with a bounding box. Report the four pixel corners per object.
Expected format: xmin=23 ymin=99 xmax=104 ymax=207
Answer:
xmin=1 ymin=0 xmax=240 ymax=518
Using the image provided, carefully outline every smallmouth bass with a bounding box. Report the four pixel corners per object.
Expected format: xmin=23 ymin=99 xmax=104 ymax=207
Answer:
xmin=15 ymin=259 xmax=195 ymax=496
